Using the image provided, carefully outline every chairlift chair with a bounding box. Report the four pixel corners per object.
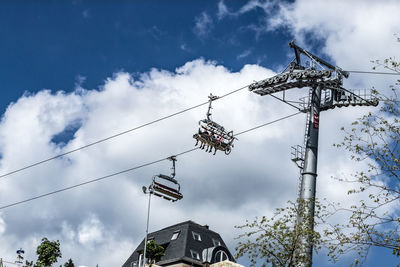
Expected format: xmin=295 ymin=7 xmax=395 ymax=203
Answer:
xmin=193 ymin=94 xmax=237 ymax=155
xmin=151 ymin=174 xmax=183 ymax=202
xmin=148 ymin=156 xmax=183 ymax=202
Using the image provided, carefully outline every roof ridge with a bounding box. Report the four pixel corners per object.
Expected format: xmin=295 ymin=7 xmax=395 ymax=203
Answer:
xmin=146 ymin=220 xmax=220 ymax=238
xmin=157 ymin=220 xmax=201 ymax=231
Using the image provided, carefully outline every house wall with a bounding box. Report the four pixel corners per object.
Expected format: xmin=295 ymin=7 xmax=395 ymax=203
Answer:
xmin=164 ymin=263 xmax=192 ymax=267
xmin=210 ymin=260 xmax=244 ymax=267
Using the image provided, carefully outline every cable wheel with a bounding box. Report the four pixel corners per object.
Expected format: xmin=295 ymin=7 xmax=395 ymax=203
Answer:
xmin=280 ymin=74 xmax=288 ymax=82
xmin=324 ymin=70 xmax=332 ymax=78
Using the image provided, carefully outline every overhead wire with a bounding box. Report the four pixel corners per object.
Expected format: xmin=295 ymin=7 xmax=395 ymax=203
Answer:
xmin=1 ymin=260 xmax=21 ymax=266
xmin=0 ymin=147 xmax=199 ymax=210
xmin=2 ymin=69 xmax=397 ymax=180
xmin=344 ymin=70 xmax=400 ymax=75
xmin=0 ymin=111 xmax=302 ymax=210
xmin=339 ymin=69 xmax=399 ymax=105
xmin=234 ymin=112 xmax=302 ymax=136
xmin=268 ymin=94 xmax=302 ymax=111
xmin=0 ymin=84 xmax=249 ymax=180
xmin=2 ymin=66 xmax=397 ymax=207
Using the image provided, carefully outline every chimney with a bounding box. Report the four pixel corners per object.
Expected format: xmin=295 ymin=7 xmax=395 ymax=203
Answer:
xmin=203 ymin=224 xmax=209 ymax=229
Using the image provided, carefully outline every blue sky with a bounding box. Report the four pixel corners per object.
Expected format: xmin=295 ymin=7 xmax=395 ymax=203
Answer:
xmin=0 ymin=1 xmax=399 ymax=267
xmin=0 ymin=1 xmax=290 ymax=113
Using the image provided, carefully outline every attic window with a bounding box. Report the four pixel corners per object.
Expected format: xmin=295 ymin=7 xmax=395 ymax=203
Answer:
xmin=171 ymin=230 xmax=180 ymax=240
xmin=190 ymin=250 xmax=200 ymax=260
xmin=212 ymin=238 xmax=221 ymax=246
xmin=215 ymin=250 xmax=228 ymax=262
xmin=192 ymin=231 xmax=202 ymax=241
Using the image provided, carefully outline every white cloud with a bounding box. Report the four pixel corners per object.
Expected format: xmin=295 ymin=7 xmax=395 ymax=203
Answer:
xmin=0 ymin=59 xmax=291 ymax=266
xmin=0 ymin=215 xmax=5 ymax=234
xmin=225 ymin=0 xmax=400 ymax=84
xmin=218 ymin=0 xmax=277 ymax=19
xmin=194 ymin=11 xmax=214 ymax=38
xmin=217 ymin=0 xmax=230 ymax=20
xmin=237 ymin=49 xmax=252 ymax=60
xmin=220 ymin=0 xmax=400 ymax=79
xmin=180 ymin=43 xmax=192 ymax=53
xmin=216 ymin=0 xmax=278 ymax=39
xmin=238 ymin=0 xmax=276 ymax=14
xmin=82 ymin=9 xmax=90 ymax=19
xmin=77 ymin=215 xmax=104 ymax=245
xmin=267 ymin=0 xmax=400 ymax=73
xmin=62 ymin=221 xmax=76 ymax=241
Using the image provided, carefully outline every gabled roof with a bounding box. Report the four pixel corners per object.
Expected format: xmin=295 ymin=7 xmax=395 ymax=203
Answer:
xmin=122 ymin=220 xmax=235 ymax=267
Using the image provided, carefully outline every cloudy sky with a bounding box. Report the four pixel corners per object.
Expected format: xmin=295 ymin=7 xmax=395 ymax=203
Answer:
xmin=0 ymin=1 xmax=399 ymax=266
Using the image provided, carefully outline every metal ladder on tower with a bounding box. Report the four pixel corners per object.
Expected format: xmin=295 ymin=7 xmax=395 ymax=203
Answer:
xmin=291 ymin=87 xmax=313 ymax=197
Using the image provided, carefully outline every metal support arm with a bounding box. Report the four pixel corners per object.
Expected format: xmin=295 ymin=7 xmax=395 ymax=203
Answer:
xmin=289 ymin=41 xmax=349 ymax=78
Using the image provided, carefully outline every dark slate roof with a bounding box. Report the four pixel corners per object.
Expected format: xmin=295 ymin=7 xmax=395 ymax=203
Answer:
xmin=122 ymin=220 xmax=235 ymax=267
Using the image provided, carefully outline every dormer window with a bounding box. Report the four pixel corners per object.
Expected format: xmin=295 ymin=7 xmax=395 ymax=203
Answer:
xmin=215 ymin=250 xmax=228 ymax=262
xmin=212 ymin=238 xmax=221 ymax=246
xmin=190 ymin=249 xmax=200 ymax=260
xmin=192 ymin=231 xmax=202 ymax=241
xmin=138 ymin=254 xmax=143 ymax=267
xmin=171 ymin=230 xmax=180 ymax=240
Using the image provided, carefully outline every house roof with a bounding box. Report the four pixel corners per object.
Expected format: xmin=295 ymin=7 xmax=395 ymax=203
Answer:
xmin=122 ymin=220 xmax=235 ymax=267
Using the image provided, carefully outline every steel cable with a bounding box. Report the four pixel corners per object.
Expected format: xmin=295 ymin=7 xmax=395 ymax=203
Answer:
xmin=3 ymin=68 xmax=394 ymax=180
xmin=0 ymin=111 xmax=301 ymax=210
xmin=0 ymin=84 xmax=249 ymax=180
xmin=344 ymin=70 xmax=400 ymax=75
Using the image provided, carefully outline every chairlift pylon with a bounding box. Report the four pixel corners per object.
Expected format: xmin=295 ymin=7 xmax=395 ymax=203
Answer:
xmin=193 ymin=94 xmax=237 ymax=155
